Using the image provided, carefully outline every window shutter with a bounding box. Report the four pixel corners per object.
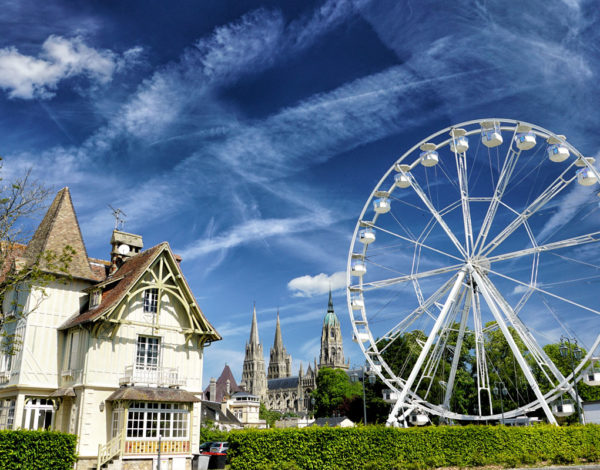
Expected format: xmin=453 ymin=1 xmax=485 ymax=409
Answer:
xmin=69 ymin=331 xmax=80 ymax=370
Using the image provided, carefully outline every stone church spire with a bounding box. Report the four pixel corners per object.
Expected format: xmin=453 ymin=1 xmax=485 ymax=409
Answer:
xmin=268 ymin=311 xmax=292 ymax=379
xmin=241 ymin=304 xmax=267 ymax=399
xmin=319 ymin=289 xmax=348 ymax=370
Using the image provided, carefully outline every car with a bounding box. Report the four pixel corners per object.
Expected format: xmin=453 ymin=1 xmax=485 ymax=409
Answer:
xmin=199 ymin=441 xmax=214 ymax=453
xmin=209 ymin=441 xmax=229 ymax=454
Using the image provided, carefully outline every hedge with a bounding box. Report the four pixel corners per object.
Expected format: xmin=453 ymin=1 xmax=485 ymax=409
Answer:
xmin=226 ymin=424 xmax=600 ymax=470
xmin=0 ymin=430 xmax=77 ymax=470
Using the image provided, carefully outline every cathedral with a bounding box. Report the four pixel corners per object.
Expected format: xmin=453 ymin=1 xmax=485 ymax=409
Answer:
xmin=241 ymin=290 xmax=349 ymax=414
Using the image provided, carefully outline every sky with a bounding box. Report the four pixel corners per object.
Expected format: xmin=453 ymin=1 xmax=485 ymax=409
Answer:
xmin=1 ymin=0 xmax=600 ymax=386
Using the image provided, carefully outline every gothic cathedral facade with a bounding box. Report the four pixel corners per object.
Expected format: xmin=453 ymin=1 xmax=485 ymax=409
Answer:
xmin=241 ymin=290 xmax=349 ymax=413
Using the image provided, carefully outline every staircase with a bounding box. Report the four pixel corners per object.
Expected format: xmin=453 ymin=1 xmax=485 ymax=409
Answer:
xmin=96 ymin=429 xmax=124 ymax=469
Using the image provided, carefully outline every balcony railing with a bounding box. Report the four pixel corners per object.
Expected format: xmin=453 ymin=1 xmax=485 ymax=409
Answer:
xmin=119 ymin=365 xmax=186 ymax=387
xmin=0 ymin=371 xmax=10 ymax=384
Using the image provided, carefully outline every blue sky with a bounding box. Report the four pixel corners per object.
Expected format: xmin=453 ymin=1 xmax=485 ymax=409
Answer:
xmin=2 ymin=0 xmax=600 ymax=384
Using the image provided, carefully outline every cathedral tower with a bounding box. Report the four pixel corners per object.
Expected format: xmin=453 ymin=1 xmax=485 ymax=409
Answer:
xmin=267 ymin=311 xmax=292 ymax=379
xmin=241 ymin=305 xmax=267 ymax=399
xmin=319 ymin=289 xmax=349 ymax=370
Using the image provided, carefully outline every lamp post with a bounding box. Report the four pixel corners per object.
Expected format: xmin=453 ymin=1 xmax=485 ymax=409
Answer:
xmin=560 ymin=336 xmax=584 ymax=424
xmin=351 ymin=365 xmax=376 ymax=425
xmin=493 ymin=381 xmax=508 ymax=424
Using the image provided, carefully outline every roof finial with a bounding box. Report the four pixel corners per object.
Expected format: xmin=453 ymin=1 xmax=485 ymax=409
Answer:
xmin=109 ymin=204 xmax=127 ymax=231
xmin=328 ymin=287 xmax=334 ymax=313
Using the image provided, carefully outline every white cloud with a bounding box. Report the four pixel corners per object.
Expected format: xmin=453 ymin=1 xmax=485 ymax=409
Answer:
xmin=511 ymin=284 xmax=530 ymax=295
xmin=0 ymin=35 xmax=140 ymax=99
xmin=287 ymin=271 xmax=346 ymax=297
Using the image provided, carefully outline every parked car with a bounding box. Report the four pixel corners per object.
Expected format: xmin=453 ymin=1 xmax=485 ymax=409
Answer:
xmin=209 ymin=441 xmax=229 ymax=454
xmin=199 ymin=441 xmax=214 ymax=453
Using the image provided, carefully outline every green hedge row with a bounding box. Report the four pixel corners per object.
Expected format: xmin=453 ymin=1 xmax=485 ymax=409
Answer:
xmin=226 ymin=424 xmax=600 ymax=470
xmin=0 ymin=430 xmax=77 ymax=470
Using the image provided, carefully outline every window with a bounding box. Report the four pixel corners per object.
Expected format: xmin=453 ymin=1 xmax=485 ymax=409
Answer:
xmin=126 ymin=402 xmax=188 ymax=439
xmin=89 ymin=290 xmax=101 ymax=308
xmin=143 ymin=289 xmax=158 ymax=314
xmin=0 ymin=398 xmax=15 ymax=430
xmin=23 ymin=398 xmax=54 ymax=430
xmin=136 ymin=336 xmax=160 ymax=371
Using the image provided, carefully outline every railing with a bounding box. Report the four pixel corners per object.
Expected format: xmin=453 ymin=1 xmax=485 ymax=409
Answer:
xmin=97 ymin=428 xmax=124 ymax=469
xmin=124 ymin=439 xmax=190 ymax=455
xmin=119 ymin=365 xmax=186 ymax=387
xmin=0 ymin=371 xmax=10 ymax=384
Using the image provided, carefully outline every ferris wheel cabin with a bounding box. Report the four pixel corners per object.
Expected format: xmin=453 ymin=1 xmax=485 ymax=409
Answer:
xmin=419 ymin=143 xmax=438 ymax=167
xmin=450 ymin=128 xmax=469 ymax=153
xmin=481 ymin=121 xmax=503 ymax=147
xmin=546 ymin=135 xmax=570 ymax=162
xmin=359 ymin=228 xmax=376 ymax=244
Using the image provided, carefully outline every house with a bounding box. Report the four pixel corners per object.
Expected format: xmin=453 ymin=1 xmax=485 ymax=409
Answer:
xmin=200 ymin=400 xmax=242 ymax=432
xmin=202 ymin=365 xmax=266 ymax=429
xmin=274 ymin=416 xmax=314 ymax=428
xmin=0 ymin=188 xmax=221 ymax=470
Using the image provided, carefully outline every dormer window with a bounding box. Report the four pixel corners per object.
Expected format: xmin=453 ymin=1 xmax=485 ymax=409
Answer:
xmin=90 ymin=290 xmax=101 ymax=308
xmin=143 ymin=289 xmax=158 ymax=313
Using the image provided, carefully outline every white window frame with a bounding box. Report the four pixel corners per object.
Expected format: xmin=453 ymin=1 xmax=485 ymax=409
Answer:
xmin=23 ymin=398 xmax=55 ymax=430
xmin=143 ymin=288 xmax=158 ymax=314
xmin=90 ymin=290 xmax=101 ymax=308
xmin=0 ymin=398 xmax=15 ymax=430
xmin=135 ymin=336 xmax=161 ymax=372
xmin=126 ymin=402 xmax=189 ymax=440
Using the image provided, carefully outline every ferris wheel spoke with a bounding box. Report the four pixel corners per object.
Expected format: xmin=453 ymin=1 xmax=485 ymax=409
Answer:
xmin=486 ymin=230 xmax=600 ymax=264
xmin=442 ymin=285 xmax=471 ymax=411
xmin=356 ymin=264 xmax=463 ymax=291
xmin=454 ymin=147 xmax=474 ymax=256
xmin=470 ymin=268 xmax=558 ymax=425
xmin=375 ymin=274 xmax=459 ymax=355
xmin=487 ymin=267 xmax=600 ymax=316
xmin=367 ymin=222 xmax=463 ymax=262
xmin=473 ymin=131 xmax=520 ymax=254
xmin=399 ymin=170 xmax=467 ymax=258
xmin=386 ymin=268 xmax=467 ymax=425
xmin=471 ymin=282 xmax=492 ymax=416
xmin=481 ymin=164 xmax=578 ymax=257
xmin=475 ymin=271 xmax=578 ymax=400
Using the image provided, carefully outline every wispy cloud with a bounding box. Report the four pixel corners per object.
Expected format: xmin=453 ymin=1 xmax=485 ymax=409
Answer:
xmin=288 ymin=271 xmax=346 ymax=297
xmin=0 ymin=35 xmax=140 ymax=99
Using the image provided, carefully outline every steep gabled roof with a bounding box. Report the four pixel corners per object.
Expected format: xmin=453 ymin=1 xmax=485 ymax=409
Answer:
xmin=203 ymin=364 xmax=242 ymax=402
xmin=60 ymin=243 xmax=221 ymax=343
xmin=23 ymin=187 xmax=97 ymax=281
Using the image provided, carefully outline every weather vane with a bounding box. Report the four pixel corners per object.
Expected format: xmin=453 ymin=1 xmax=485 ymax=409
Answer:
xmin=108 ymin=205 xmax=127 ymax=231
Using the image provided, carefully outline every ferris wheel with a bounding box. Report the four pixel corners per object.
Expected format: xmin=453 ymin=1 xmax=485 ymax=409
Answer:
xmin=347 ymin=118 xmax=600 ymax=426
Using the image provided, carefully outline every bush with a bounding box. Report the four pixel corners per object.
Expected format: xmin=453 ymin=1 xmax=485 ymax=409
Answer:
xmin=0 ymin=430 xmax=77 ymax=469
xmin=224 ymin=424 xmax=600 ymax=470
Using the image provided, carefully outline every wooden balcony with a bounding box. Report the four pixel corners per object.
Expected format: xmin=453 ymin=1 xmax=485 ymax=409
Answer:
xmin=124 ymin=439 xmax=190 ymax=455
xmin=119 ymin=365 xmax=186 ymax=387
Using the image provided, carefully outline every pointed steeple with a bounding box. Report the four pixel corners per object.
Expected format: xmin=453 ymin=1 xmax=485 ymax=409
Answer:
xmin=249 ymin=303 xmax=260 ymax=345
xmin=273 ymin=309 xmax=283 ymax=349
xmin=24 ymin=187 xmax=96 ymax=280
xmin=328 ymin=288 xmax=334 ymax=313
xmin=299 ymin=362 xmax=304 ymax=377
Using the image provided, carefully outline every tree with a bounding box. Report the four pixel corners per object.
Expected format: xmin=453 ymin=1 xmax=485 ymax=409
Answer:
xmin=312 ymin=367 xmax=362 ymax=418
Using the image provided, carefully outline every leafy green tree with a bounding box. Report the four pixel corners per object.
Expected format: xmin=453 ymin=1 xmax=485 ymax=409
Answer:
xmin=312 ymin=367 xmax=362 ymax=418
xmin=259 ymin=402 xmax=282 ymax=428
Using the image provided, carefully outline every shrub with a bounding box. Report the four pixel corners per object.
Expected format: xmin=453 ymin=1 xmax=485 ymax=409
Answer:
xmin=224 ymin=424 xmax=600 ymax=470
xmin=0 ymin=430 xmax=77 ymax=470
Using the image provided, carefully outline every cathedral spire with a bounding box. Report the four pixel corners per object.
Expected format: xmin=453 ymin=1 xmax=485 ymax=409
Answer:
xmin=327 ymin=288 xmax=334 ymax=313
xmin=273 ymin=309 xmax=283 ymax=349
xmin=249 ymin=303 xmax=260 ymax=345
xmin=319 ymin=290 xmax=348 ymax=370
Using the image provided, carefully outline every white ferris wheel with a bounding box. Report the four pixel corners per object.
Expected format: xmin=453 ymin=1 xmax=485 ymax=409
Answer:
xmin=347 ymin=118 xmax=600 ymax=427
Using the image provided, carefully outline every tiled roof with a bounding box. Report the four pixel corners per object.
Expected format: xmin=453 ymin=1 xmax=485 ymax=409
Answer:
xmin=106 ymin=386 xmax=201 ymax=403
xmin=60 ymin=244 xmax=164 ymax=329
xmin=23 ymin=187 xmax=97 ymax=281
xmin=0 ymin=242 xmax=26 ymax=283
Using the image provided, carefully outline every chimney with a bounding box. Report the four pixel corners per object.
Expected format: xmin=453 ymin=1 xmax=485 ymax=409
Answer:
xmin=110 ymin=230 xmax=143 ymax=274
xmin=209 ymin=377 xmax=217 ymax=402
